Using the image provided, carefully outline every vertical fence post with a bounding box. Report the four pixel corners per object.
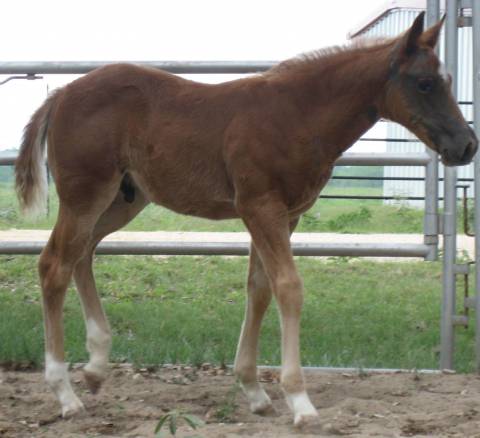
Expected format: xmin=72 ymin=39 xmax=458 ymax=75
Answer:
xmin=424 ymin=0 xmax=440 ymax=261
xmin=472 ymin=0 xmax=480 ymax=372
xmin=441 ymin=0 xmax=459 ymax=370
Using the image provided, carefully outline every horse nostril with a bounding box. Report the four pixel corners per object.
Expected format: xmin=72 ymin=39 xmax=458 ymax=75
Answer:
xmin=472 ymin=138 xmax=479 ymax=155
xmin=462 ymin=142 xmax=476 ymax=162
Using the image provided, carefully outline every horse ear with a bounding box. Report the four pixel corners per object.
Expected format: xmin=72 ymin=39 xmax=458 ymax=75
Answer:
xmin=399 ymin=12 xmax=425 ymax=56
xmin=391 ymin=12 xmax=425 ymax=67
xmin=420 ymin=14 xmax=445 ymax=49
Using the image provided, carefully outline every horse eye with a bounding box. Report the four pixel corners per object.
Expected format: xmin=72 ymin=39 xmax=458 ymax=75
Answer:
xmin=417 ymin=78 xmax=434 ymax=94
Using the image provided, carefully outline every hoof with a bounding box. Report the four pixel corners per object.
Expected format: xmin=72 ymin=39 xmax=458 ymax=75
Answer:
xmin=242 ymin=384 xmax=275 ymax=416
xmin=294 ymin=411 xmax=320 ymax=430
xmin=83 ymin=369 xmax=105 ymax=394
xmin=250 ymin=398 xmax=276 ymax=416
xmin=61 ymin=395 xmax=85 ymax=418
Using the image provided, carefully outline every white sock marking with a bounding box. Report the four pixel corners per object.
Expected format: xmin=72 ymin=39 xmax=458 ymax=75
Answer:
xmin=45 ymin=353 xmax=84 ymax=416
xmin=85 ymin=318 xmax=111 ymax=376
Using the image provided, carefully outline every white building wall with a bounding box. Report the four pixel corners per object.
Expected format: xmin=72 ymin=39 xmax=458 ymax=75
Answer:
xmin=354 ymin=8 xmax=474 ymax=207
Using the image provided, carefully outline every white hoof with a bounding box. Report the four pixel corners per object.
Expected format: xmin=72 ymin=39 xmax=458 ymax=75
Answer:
xmin=250 ymin=390 xmax=274 ymax=414
xmin=294 ymin=410 xmax=319 ymax=428
xmin=242 ymin=383 xmax=274 ymax=415
xmin=285 ymin=391 xmax=318 ymax=427
xmin=61 ymin=394 xmax=85 ymax=418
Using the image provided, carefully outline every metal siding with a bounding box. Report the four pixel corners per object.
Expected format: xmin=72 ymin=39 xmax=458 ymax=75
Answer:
xmin=354 ymin=9 xmax=474 ymax=206
xmin=359 ymin=9 xmax=421 ymax=38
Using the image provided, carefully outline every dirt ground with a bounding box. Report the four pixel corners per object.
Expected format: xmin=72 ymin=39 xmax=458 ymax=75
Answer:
xmin=2 ymin=365 xmax=480 ymax=438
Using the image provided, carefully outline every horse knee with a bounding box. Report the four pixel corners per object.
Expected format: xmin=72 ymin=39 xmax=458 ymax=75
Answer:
xmin=247 ymin=271 xmax=271 ymax=310
xmin=273 ymin=275 xmax=304 ymax=312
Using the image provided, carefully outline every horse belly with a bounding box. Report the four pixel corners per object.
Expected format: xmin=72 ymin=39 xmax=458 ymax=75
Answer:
xmin=130 ymin=166 xmax=237 ymax=220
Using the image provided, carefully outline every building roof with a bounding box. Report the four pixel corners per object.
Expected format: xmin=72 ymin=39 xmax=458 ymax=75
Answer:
xmin=348 ymin=0 xmax=426 ymax=38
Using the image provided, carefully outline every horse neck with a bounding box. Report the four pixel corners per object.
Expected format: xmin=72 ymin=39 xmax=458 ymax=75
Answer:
xmin=270 ymin=42 xmax=393 ymax=162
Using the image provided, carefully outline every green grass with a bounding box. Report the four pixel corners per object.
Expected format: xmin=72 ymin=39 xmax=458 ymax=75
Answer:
xmin=0 ymin=255 xmax=476 ymax=372
xmin=0 ymin=181 xmax=428 ymax=233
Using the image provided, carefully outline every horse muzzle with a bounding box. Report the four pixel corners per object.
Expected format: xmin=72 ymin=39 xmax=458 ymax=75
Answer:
xmin=440 ymin=128 xmax=478 ymax=167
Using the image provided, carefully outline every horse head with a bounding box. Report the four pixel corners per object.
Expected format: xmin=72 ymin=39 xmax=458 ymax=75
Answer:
xmin=380 ymin=12 xmax=477 ymax=166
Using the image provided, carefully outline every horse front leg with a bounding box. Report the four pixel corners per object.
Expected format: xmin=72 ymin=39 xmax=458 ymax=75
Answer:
xmin=237 ymin=196 xmax=318 ymax=427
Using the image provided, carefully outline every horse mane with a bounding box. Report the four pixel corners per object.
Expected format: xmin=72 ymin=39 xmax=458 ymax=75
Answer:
xmin=265 ymin=37 xmax=397 ymax=80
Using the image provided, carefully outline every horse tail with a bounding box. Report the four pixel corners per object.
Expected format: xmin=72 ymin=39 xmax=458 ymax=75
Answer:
xmin=15 ymin=89 xmax=60 ymax=217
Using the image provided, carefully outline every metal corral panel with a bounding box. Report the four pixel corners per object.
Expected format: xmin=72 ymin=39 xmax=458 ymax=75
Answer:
xmin=352 ymin=8 xmax=474 ymax=207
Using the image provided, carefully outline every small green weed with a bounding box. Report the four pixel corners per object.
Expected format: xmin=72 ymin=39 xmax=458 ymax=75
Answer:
xmin=154 ymin=409 xmax=204 ymax=437
xmin=214 ymin=382 xmax=241 ymax=423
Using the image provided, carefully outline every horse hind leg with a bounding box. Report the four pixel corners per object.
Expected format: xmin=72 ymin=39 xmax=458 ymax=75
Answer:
xmin=73 ymin=251 xmax=111 ymax=396
xmin=73 ymin=188 xmax=148 ymax=394
xmin=40 ymin=208 xmax=102 ymax=417
xmin=234 ymin=246 xmax=274 ymax=414
xmin=40 ymin=174 xmax=121 ymax=417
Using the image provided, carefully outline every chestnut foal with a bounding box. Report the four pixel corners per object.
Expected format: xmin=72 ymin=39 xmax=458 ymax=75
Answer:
xmin=15 ymin=13 xmax=476 ymax=426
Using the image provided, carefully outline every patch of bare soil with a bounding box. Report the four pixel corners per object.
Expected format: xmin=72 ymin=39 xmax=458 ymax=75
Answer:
xmin=1 ymin=365 xmax=480 ymax=437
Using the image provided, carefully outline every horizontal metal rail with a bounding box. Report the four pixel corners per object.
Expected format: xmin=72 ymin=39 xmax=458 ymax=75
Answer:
xmin=332 ymin=176 xmax=474 ymax=182
xmin=320 ymin=195 xmax=445 ymax=201
xmin=0 ymin=61 xmax=277 ymax=75
xmin=0 ymin=241 xmax=430 ymax=257
xmin=336 ymin=153 xmax=431 ymax=166
xmin=0 ymin=153 xmax=432 ymax=167
xmin=359 ymin=138 xmax=421 ymax=143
